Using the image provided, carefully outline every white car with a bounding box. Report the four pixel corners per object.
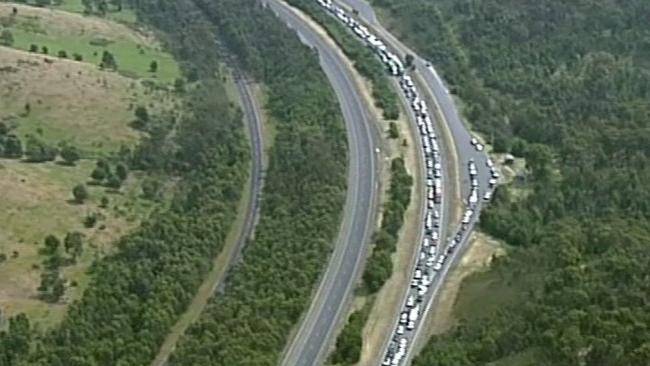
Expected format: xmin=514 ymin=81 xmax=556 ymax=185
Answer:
xmin=484 ymin=191 xmax=493 ymax=201
xmin=411 ymin=278 xmax=419 ymax=287
xmin=475 ymin=143 xmax=484 ymax=152
xmin=471 ymin=178 xmax=478 ymax=187
xmin=400 ymin=312 xmax=408 ymax=324
xmin=486 ymin=158 xmax=494 ymax=168
xmin=406 ymin=295 xmax=415 ymax=307
xmin=407 ymin=321 xmax=415 ymax=330
xmin=396 ymin=325 xmax=405 ymax=335
xmin=433 ymin=262 xmax=442 ymax=271
xmin=489 ymin=178 xmax=498 ymax=186
xmin=414 ymin=269 xmax=422 ymax=280
xmin=470 ymin=137 xmax=478 ymax=145
xmin=417 ymin=285 xmax=427 ymax=296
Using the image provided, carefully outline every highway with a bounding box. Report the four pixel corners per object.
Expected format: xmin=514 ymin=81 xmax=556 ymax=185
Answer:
xmin=262 ymin=1 xmax=382 ymax=366
xmin=325 ymin=0 xmax=493 ymax=364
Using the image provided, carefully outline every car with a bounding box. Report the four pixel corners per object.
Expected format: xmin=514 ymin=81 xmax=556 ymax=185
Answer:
xmin=417 ymin=285 xmax=427 ymax=296
xmin=414 ymin=269 xmax=423 ymax=279
xmin=470 ymin=137 xmax=478 ymax=145
xmin=475 ymin=143 xmax=484 ymax=151
xmin=438 ymin=254 xmax=446 ymax=264
xmin=426 ymin=257 xmax=435 ymax=267
xmin=472 ymin=178 xmax=478 ymax=187
xmin=434 ymin=169 xmax=442 ymax=178
xmin=421 ymin=275 xmax=431 ymax=286
xmin=434 ymin=162 xmax=441 ymax=170
xmin=489 ymin=178 xmax=498 ymax=186
xmin=396 ymin=324 xmax=405 ymax=335
xmin=419 ymin=251 xmax=426 ymax=261
xmin=491 ymin=170 xmax=500 ymax=179
xmin=411 ymin=278 xmax=419 ymax=287
xmin=407 ymin=321 xmax=415 ymax=330
xmin=428 ymin=245 xmax=436 ymax=256
xmin=486 ymin=158 xmax=494 ymax=168
xmin=400 ymin=312 xmax=408 ymax=324
xmin=427 ymin=179 xmax=434 ymax=187
xmin=406 ymin=295 xmax=415 ymax=307
xmin=432 ymin=231 xmax=439 ymax=241
xmin=484 ymin=191 xmax=493 ymax=201
xmin=433 ymin=262 xmax=442 ymax=271
xmin=427 ymin=199 xmax=434 ymax=209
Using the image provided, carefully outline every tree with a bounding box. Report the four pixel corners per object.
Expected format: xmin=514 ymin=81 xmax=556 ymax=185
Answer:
xmin=91 ymin=161 xmax=108 ymax=181
xmin=142 ymin=177 xmax=161 ymax=200
xmin=64 ymin=232 xmax=83 ymax=261
xmin=106 ymin=172 xmax=122 ymax=189
xmin=388 ymin=121 xmax=399 ymax=139
xmin=57 ymin=50 xmax=68 ymax=58
xmin=0 ymin=30 xmax=14 ymax=46
xmin=72 ymin=184 xmax=89 ymax=203
xmin=43 ymin=234 xmax=60 ymax=255
xmin=25 ymin=135 xmax=57 ymax=162
xmin=29 ymin=44 xmax=39 ymax=52
xmin=60 ymin=144 xmax=80 ymax=165
xmin=41 ymin=45 xmax=48 ymax=54
xmin=100 ymin=50 xmax=117 ymax=70
xmin=72 ymin=53 xmax=83 ymax=61
xmin=149 ymin=60 xmax=158 ymax=73
xmin=2 ymin=134 xmax=22 ymax=158
xmin=100 ymin=196 xmax=109 ymax=208
xmin=134 ymin=106 xmax=149 ymax=123
xmin=115 ymin=163 xmax=128 ymax=181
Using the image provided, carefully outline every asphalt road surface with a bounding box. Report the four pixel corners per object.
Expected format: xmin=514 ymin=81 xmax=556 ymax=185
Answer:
xmin=332 ymin=0 xmax=493 ymax=364
xmin=263 ymin=1 xmax=381 ymax=366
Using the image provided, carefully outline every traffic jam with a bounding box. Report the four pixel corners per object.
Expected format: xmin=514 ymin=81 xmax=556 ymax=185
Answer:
xmin=314 ymin=1 xmax=496 ymax=365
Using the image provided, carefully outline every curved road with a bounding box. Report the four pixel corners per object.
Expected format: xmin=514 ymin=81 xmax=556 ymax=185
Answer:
xmin=335 ymin=0 xmax=493 ymax=363
xmin=263 ymin=1 xmax=381 ymax=366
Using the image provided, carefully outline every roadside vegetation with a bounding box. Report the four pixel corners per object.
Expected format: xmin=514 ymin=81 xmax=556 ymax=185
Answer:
xmin=285 ymin=0 xmax=400 ymax=120
xmin=328 ymin=157 xmax=413 ymax=365
xmin=372 ymin=0 xmax=650 ymax=365
xmin=165 ymin=0 xmax=348 ymax=365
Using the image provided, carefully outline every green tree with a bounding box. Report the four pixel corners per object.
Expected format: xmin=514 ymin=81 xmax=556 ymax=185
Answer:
xmin=43 ymin=234 xmax=60 ymax=255
xmin=60 ymin=144 xmax=80 ymax=165
xmin=115 ymin=163 xmax=128 ymax=181
xmin=24 ymin=135 xmax=57 ymax=162
xmin=388 ymin=121 xmax=399 ymax=139
xmin=72 ymin=184 xmax=89 ymax=203
xmin=64 ymin=232 xmax=83 ymax=261
xmin=0 ymin=30 xmax=14 ymax=46
xmin=100 ymin=50 xmax=117 ymax=70
xmin=149 ymin=60 xmax=158 ymax=73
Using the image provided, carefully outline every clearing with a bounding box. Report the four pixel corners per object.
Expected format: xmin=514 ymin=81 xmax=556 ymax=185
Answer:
xmin=0 ymin=26 xmax=178 ymax=327
xmin=0 ymin=2 xmax=180 ymax=82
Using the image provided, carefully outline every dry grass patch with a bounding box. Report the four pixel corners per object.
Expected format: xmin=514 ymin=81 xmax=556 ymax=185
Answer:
xmin=0 ymin=158 xmax=160 ymax=328
xmin=0 ymin=47 xmax=170 ymax=153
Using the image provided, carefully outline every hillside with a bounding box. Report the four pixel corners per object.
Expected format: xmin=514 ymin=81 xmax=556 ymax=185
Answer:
xmin=370 ymin=0 xmax=650 ymax=365
xmin=0 ymin=2 xmax=181 ymax=329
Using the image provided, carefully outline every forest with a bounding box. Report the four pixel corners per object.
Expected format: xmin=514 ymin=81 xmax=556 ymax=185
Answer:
xmin=371 ymin=0 xmax=650 ymax=365
xmin=163 ymin=0 xmax=349 ymax=365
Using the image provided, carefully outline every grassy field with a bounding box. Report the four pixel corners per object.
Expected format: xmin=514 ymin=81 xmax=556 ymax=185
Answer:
xmin=0 ymin=158 xmax=165 ymax=328
xmin=0 ymin=2 xmax=180 ymax=82
xmin=0 ymin=47 xmax=177 ymax=154
xmin=0 ymin=4 xmax=180 ymax=328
